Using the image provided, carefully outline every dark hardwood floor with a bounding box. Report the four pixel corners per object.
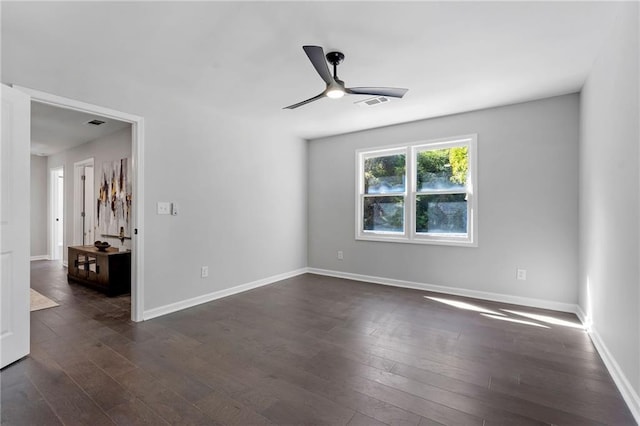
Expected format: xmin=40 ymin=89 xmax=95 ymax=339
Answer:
xmin=1 ymin=260 xmax=634 ymax=425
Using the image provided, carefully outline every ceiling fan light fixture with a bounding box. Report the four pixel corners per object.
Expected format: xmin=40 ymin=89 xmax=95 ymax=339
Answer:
xmin=326 ymin=88 xmax=345 ymax=99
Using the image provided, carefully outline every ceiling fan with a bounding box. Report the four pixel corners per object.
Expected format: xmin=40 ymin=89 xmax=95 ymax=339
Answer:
xmin=284 ymin=45 xmax=408 ymax=109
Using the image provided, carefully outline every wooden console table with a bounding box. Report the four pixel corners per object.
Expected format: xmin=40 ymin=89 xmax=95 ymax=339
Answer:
xmin=67 ymin=246 xmax=131 ymax=296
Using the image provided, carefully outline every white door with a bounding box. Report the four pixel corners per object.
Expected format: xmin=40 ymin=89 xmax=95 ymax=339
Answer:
xmin=1 ymin=85 xmax=30 ymax=368
xmin=73 ymin=159 xmax=93 ymax=246
xmin=50 ymin=167 xmax=64 ymax=260
xmin=84 ymin=165 xmax=94 ymax=244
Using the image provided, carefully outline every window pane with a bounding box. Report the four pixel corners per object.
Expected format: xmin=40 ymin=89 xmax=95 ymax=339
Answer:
xmin=364 ymin=154 xmax=405 ymax=194
xmin=363 ymin=196 xmax=404 ymax=232
xmin=417 ymin=147 xmax=467 ymax=191
xmin=416 ymin=194 xmax=467 ymax=234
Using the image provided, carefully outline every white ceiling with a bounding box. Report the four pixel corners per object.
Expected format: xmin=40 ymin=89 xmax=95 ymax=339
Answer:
xmin=2 ymin=1 xmax=621 ymax=141
xmin=31 ymin=102 xmax=130 ymax=156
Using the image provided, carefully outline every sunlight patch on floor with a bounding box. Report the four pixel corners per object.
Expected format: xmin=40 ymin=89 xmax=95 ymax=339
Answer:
xmin=423 ymin=295 xmax=587 ymax=330
xmin=481 ymin=313 xmax=550 ymax=328
xmin=501 ymin=309 xmax=584 ymax=330
xmin=424 ymin=296 xmax=504 ymax=316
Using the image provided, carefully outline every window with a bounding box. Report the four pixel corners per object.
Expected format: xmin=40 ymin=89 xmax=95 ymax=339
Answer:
xmin=356 ymin=135 xmax=477 ymax=246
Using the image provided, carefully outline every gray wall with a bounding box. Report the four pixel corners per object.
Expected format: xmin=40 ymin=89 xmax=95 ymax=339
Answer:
xmin=2 ymin=6 xmax=308 ymax=313
xmin=30 ymin=155 xmax=48 ymax=257
xmin=309 ymin=94 xmax=579 ymax=305
xmin=579 ymin=1 xmax=639 ymax=396
xmin=47 ymin=127 xmax=132 ymax=263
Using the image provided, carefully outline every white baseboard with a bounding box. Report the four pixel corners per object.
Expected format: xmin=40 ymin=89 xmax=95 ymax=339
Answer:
xmin=142 ymin=268 xmax=308 ymax=321
xmin=30 ymin=255 xmax=49 ymax=261
xmin=574 ymin=305 xmax=591 ymax=331
xmin=307 ymin=267 xmax=578 ymax=313
xmin=575 ymin=306 xmax=640 ymax=424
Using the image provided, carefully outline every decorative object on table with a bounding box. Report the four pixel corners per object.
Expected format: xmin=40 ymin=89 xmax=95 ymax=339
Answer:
xmin=118 ymin=226 xmax=127 ymax=251
xmin=100 ymin=226 xmax=130 ymax=252
xmin=97 ymin=158 xmax=132 ymax=243
xmin=94 ymin=241 xmax=111 ymax=251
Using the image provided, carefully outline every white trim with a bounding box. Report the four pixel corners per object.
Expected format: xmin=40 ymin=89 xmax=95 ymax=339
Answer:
xmin=131 ymin=119 xmax=145 ymax=322
xmin=30 ymin=255 xmax=49 ymax=261
xmin=575 ymin=304 xmax=591 ymax=331
xmin=307 ymin=267 xmax=578 ymax=313
xmin=143 ymin=268 xmax=308 ymax=321
xmin=13 ymin=86 xmax=143 ymax=123
xmin=576 ymin=306 xmax=640 ymax=423
xmin=15 ymin=85 xmax=145 ymax=322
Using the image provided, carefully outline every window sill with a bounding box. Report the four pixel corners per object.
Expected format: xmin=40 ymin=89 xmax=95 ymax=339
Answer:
xmin=356 ymin=233 xmax=477 ymax=247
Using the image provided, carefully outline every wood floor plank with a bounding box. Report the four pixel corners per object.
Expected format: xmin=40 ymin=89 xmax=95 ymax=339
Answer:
xmin=345 ymin=373 xmax=485 ymax=425
xmin=1 ymin=261 xmax=634 ymax=425
xmin=113 ymin=367 xmax=215 ymax=425
xmin=209 ymin=338 xmax=423 ymax=426
xmin=106 ymin=398 xmax=170 ymax=426
xmin=0 ymin=359 xmax=64 ymax=426
xmin=347 ymin=412 xmax=389 ymax=426
xmin=25 ymin=348 xmax=116 ymax=425
xmin=488 ymin=374 xmax=635 ymax=425
xmin=195 ymin=390 xmax=271 ymax=425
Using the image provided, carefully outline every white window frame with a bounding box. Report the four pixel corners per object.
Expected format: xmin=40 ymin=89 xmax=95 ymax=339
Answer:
xmin=356 ymin=134 xmax=478 ymax=247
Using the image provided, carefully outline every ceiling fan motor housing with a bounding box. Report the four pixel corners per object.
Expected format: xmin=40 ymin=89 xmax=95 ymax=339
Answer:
xmin=326 ymin=51 xmax=345 ymax=66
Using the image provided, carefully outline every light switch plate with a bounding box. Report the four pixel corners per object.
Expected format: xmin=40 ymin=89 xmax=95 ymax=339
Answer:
xmin=157 ymin=202 xmax=171 ymax=215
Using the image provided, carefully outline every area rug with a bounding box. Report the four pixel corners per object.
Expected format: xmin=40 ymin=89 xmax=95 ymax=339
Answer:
xmin=30 ymin=289 xmax=59 ymax=312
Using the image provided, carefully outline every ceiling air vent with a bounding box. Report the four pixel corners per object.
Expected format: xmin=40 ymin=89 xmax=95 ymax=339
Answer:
xmin=87 ymin=119 xmax=106 ymax=126
xmin=355 ymin=96 xmax=391 ymax=107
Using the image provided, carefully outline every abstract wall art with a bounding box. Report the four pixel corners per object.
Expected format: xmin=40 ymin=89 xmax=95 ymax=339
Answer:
xmin=97 ymin=158 xmax=132 ymax=239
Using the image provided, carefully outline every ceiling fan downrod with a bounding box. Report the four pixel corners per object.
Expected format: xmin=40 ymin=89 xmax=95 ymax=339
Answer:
xmin=325 ymin=51 xmax=345 ymax=81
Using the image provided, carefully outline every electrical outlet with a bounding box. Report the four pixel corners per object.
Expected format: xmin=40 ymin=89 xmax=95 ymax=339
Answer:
xmin=516 ymin=268 xmax=527 ymax=281
xmin=337 ymin=250 xmax=344 ymax=260
xmin=201 ymin=266 xmax=209 ymax=278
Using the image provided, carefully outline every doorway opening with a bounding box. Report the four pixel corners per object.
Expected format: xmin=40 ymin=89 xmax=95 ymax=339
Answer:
xmin=49 ymin=167 xmax=64 ymax=260
xmin=21 ymin=85 xmax=145 ymax=322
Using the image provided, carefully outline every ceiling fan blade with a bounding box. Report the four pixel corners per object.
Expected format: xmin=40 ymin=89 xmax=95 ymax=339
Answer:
xmin=283 ymin=92 xmax=326 ymax=109
xmin=303 ymin=45 xmax=335 ymax=86
xmin=346 ymin=87 xmax=408 ymax=98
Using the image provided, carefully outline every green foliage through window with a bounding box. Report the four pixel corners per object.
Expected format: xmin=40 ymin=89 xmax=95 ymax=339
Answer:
xmin=363 ymin=196 xmax=404 ymax=232
xmin=417 ymin=147 xmax=468 ymax=190
xmin=416 ymin=194 xmax=467 ymax=234
xmin=364 ymin=154 xmax=405 ymax=194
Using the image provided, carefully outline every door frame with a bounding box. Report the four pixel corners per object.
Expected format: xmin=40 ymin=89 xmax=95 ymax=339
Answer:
xmin=49 ymin=166 xmax=64 ymax=260
xmin=16 ymin=85 xmax=145 ymax=322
